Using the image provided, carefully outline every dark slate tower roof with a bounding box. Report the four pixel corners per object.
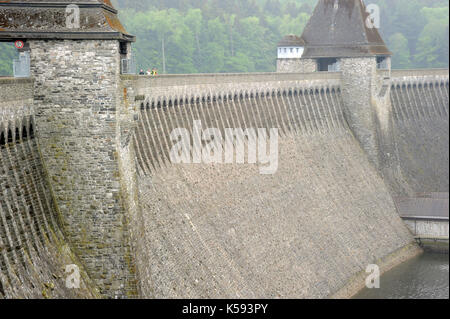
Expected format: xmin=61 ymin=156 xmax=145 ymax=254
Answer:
xmin=300 ymin=0 xmax=391 ymax=58
xmin=277 ymin=35 xmax=305 ymax=47
xmin=0 ymin=0 xmax=135 ymax=42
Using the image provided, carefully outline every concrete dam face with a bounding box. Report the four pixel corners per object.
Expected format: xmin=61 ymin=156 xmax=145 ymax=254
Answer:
xmin=129 ymin=73 xmax=423 ymax=298
xmin=388 ymin=71 xmax=449 ymax=195
xmin=1 ymin=69 xmax=448 ymax=298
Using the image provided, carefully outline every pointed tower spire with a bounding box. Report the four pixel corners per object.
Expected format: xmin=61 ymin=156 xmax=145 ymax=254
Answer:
xmin=300 ymin=0 xmax=390 ymax=58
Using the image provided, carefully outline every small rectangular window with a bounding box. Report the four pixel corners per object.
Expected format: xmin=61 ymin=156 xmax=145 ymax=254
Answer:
xmin=317 ymin=58 xmax=340 ymax=72
xmin=377 ymin=56 xmax=388 ymax=69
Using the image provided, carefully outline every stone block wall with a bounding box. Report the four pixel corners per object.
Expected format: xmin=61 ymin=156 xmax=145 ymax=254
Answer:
xmin=340 ymin=57 xmax=382 ymax=168
xmin=277 ymin=58 xmax=317 ymax=73
xmin=2 ymin=64 xmax=447 ymax=298
xmin=129 ymin=71 xmax=418 ymax=298
xmin=135 ymin=84 xmax=345 ymax=175
xmin=127 ymin=72 xmax=340 ymax=102
xmin=385 ymin=71 xmax=449 ymax=195
xmin=28 ymin=40 xmax=138 ymax=298
xmin=0 ymin=78 xmax=97 ymax=298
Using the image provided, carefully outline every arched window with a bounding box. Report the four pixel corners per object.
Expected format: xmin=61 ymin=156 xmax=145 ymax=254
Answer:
xmin=7 ymin=130 xmax=13 ymax=143
xmin=0 ymin=132 xmax=5 ymax=147
xmin=22 ymin=126 xmax=28 ymax=140
xmin=29 ymin=124 xmax=35 ymax=138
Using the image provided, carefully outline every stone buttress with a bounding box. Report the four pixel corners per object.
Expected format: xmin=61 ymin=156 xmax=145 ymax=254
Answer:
xmin=0 ymin=0 xmax=139 ymax=298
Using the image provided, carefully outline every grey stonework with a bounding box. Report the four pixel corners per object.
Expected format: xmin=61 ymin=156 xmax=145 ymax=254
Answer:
xmin=28 ymin=39 xmax=138 ymax=298
xmin=277 ymin=58 xmax=317 ymax=73
xmin=0 ymin=78 xmax=98 ymax=298
xmin=132 ymin=84 xmax=417 ymax=297
xmin=340 ymin=57 xmax=383 ymax=168
xmin=0 ymin=65 xmax=448 ymax=298
xmin=126 ymin=72 xmax=341 ymax=104
xmin=386 ymin=72 xmax=449 ymax=195
xmin=0 ymin=78 xmax=34 ymax=125
xmin=0 ymin=0 xmax=447 ymax=300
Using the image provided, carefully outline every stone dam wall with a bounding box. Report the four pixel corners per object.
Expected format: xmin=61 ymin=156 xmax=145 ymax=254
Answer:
xmin=128 ymin=72 xmax=420 ymax=298
xmin=385 ymin=69 xmax=449 ymax=195
xmin=0 ymin=78 xmax=96 ymax=298
xmin=0 ymin=68 xmax=447 ymax=298
xmin=29 ymin=39 xmax=138 ymax=298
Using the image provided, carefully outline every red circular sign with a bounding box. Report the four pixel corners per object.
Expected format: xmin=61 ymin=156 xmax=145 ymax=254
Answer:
xmin=14 ymin=40 xmax=24 ymax=49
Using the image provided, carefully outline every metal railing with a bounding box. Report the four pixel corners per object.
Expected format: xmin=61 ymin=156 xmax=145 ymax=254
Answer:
xmin=13 ymin=52 xmax=30 ymax=78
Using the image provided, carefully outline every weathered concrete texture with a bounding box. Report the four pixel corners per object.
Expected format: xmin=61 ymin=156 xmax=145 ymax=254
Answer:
xmin=29 ymin=40 xmax=138 ymax=298
xmin=133 ymin=84 xmax=415 ymax=298
xmin=136 ymin=132 xmax=415 ymax=298
xmin=387 ymin=73 xmax=449 ymax=195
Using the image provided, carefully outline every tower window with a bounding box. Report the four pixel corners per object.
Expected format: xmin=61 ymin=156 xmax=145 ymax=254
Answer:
xmin=119 ymin=42 xmax=128 ymax=55
xmin=317 ymin=58 xmax=340 ymax=72
xmin=0 ymin=132 xmax=4 ymax=147
xmin=377 ymin=56 xmax=388 ymax=69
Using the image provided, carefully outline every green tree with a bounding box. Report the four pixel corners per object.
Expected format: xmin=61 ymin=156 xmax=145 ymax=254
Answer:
xmin=414 ymin=7 xmax=449 ymax=68
xmin=76 ymin=0 xmax=450 ymax=73
xmin=388 ymin=33 xmax=411 ymax=69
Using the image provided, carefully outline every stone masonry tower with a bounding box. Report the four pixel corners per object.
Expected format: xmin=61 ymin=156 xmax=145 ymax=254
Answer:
xmin=0 ymin=1 xmax=139 ymax=298
xmin=287 ymin=0 xmax=393 ymax=169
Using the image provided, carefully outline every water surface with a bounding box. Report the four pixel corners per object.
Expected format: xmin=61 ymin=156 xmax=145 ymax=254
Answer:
xmin=355 ymin=253 xmax=449 ymax=299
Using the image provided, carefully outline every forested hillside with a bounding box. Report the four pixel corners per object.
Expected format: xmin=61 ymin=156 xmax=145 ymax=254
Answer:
xmin=0 ymin=0 xmax=448 ymax=75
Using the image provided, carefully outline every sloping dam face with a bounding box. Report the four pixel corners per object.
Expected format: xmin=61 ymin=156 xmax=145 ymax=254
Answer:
xmin=388 ymin=71 xmax=449 ymax=194
xmin=132 ymin=74 xmax=417 ymax=298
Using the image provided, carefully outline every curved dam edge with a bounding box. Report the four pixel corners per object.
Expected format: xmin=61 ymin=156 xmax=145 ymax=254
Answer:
xmin=332 ymin=243 xmax=422 ymax=299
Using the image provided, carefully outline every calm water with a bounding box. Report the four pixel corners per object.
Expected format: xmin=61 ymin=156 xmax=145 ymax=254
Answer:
xmin=354 ymin=253 xmax=449 ymax=299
